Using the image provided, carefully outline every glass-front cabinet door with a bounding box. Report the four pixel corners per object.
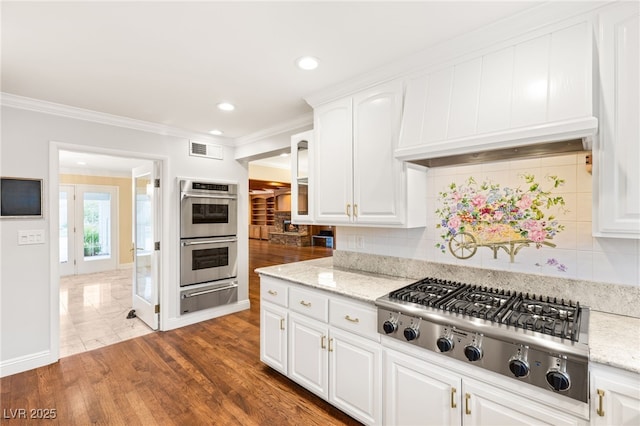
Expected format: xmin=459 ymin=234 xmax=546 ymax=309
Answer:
xmin=291 ymin=130 xmax=313 ymax=224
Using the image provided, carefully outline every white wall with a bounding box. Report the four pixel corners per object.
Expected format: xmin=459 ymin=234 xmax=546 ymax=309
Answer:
xmin=0 ymin=105 xmax=249 ymax=376
xmin=337 ymin=152 xmax=640 ymax=287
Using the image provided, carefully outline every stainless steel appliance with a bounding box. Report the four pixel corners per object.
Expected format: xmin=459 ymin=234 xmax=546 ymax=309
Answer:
xmin=180 ymin=180 xmax=237 ymax=238
xmin=180 ymin=237 xmax=238 ymax=287
xmin=376 ymin=278 xmax=590 ymax=403
xmin=180 ymin=281 xmax=238 ymax=314
xmin=179 ymin=179 xmax=238 ymax=312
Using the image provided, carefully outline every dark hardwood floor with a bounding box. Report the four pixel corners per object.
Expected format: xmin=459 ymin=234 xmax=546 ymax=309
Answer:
xmin=0 ymin=240 xmax=362 ymax=425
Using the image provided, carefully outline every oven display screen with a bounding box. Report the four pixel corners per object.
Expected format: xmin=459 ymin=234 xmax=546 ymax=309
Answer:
xmin=192 ymin=247 xmax=229 ymax=270
xmin=192 ymin=204 xmax=228 ymax=224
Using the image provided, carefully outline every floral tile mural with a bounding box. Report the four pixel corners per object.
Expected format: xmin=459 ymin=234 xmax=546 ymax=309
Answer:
xmin=435 ymin=173 xmax=568 ymax=269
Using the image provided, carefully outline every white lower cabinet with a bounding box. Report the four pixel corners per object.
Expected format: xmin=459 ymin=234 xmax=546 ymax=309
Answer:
xmin=590 ymin=363 xmax=640 ymax=426
xmin=260 ymin=301 xmax=288 ymax=376
xmin=384 ymin=347 xmax=587 ymax=426
xmin=385 ymin=348 xmax=461 ymax=426
xmin=260 ymin=276 xmax=382 ymax=425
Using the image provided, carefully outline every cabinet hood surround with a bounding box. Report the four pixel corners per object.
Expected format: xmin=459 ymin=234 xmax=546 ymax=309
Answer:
xmin=396 ymin=118 xmax=597 ymax=168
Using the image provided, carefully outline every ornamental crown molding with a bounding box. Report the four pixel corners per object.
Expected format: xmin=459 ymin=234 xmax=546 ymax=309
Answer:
xmin=0 ymin=92 xmax=234 ymax=146
xmin=234 ymin=112 xmax=313 ymax=147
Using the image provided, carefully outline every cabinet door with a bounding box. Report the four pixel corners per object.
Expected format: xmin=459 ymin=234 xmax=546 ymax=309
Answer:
xmin=329 ymin=327 xmax=382 ymax=425
xmin=260 ymin=302 xmax=287 ymax=375
xmin=291 ymin=130 xmax=313 ymax=224
xmin=352 ymin=79 xmax=404 ymax=224
xmin=314 ymin=97 xmax=353 ymax=224
xmin=385 ymin=348 xmax=461 ymax=426
xmin=463 ymin=378 xmax=584 ymax=426
xmin=591 ymin=366 xmax=640 ymax=426
xmin=288 ymin=313 xmax=329 ymax=399
xmin=594 ymin=1 xmax=640 ymax=237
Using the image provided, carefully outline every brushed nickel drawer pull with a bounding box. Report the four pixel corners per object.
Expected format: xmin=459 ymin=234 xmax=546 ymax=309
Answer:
xmin=268 ymin=290 xmax=277 ymax=296
xmin=451 ymin=387 xmax=457 ymax=408
xmin=329 ymin=338 xmax=334 ymax=352
xmin=299 ymin=300 xmax=311 ymax=307
xmin=346 ymin=203 xmax=351 ymax=217
xmin=353 ymin=204 xmax=358 ymax=217
xmin=344 ymin=315 xmax=359 ymax=323
xmin=465 ymin=393 xmax=471 ymax=415
xmin=280 ymin=318 xmax=285 ymax=330
xmin=321 ymin=335 xmax=326 ymax=349
xmin=597 ymin=389 xmax=605 ymax=416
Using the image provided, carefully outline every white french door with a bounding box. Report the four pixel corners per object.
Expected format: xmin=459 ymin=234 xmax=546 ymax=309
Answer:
xmin=58 ymin=184 xmax=118 ymax=275
xmin=132 ymin=163 xmax=160 ymax=330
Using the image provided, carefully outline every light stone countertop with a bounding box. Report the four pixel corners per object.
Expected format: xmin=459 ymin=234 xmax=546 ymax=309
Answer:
xmin=256 ymin=257 xmax=640 ymax=375
xmin=255 ymin=257 xmax=414 ymax=303
xmin=588 ymin=311 xmax=640 ymax=374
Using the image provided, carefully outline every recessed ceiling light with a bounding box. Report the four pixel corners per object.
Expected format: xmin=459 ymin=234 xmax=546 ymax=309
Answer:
xmin=209 ymin=129 xmax=223 ymax=136
xmin=217 ymin=102 xmax=235 ymax=111
xmin=279 ymin=153 xmax=289 ymax=157
xmin=296 ymin=56 xmax=319 ymax=71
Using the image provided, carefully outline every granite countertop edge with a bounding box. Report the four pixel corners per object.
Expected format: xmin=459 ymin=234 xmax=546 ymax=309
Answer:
xmin=256 ymin=257 xmax=640 ymax=376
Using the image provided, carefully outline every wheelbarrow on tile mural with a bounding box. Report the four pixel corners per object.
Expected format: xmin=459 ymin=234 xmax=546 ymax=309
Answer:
xmin=447 ymin=223 xmax=557 ymax=263
xmin=435 ymin=174 xmax=566 ymax=263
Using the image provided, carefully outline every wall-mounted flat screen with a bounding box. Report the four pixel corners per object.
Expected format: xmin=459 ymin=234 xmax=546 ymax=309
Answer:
xmin=0 ymin=177 xmax=43 ymax=218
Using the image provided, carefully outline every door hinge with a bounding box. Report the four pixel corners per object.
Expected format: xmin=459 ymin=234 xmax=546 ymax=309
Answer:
xmin=154 ymin=241 xmax=160 ymax=251
xmin=154 ymin=179 xmax=160 ymax=188
xmin=155 ymin=304 xmax=160 ymax=314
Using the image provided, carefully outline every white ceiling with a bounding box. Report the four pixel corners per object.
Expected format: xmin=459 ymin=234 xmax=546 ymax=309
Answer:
xmin=1 ymin=1 xmax=542 ymax=142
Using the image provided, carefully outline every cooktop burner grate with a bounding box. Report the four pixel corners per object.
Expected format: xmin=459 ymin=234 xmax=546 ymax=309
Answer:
xmin=386 ymin=279 xmax=583 ymax=341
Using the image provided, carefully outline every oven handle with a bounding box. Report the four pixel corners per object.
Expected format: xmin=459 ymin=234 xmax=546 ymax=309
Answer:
xmin=181 ymin=238 xmax=238 ymax=246
xmin=181 ymin=193 xmax=237 ymax=201
xmin=182 ymin=283 xmax=238 ymax=298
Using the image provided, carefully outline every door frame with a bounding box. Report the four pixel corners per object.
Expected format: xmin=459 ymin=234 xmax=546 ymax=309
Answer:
xmin=49 ymin=141 xmax=169 ymax=360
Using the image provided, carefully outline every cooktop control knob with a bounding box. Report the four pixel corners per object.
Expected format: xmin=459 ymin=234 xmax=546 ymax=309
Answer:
xmin=509 ymin=359 xmax=530 ymax=377
xmin=403 ymin=326 xmax=419 ymax=341
xmin=383 ymin=320 xmax=397 ymax=334
xmin=464 ymin=344 xmax=483 ymax=362
xmin=436 ymin=336 xmax=454 ymax=353
xmin=546 ymin=370 xmax=571 ymax=391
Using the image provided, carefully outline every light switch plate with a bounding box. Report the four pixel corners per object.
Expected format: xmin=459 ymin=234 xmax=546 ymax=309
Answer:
xmin=18 ymin=230 xmax=45 ymax=245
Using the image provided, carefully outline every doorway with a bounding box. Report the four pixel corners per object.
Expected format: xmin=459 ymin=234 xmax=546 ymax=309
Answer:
xmin=57 ymin=149 xmax=159 ymax=357
xmin=59 ymin=184 xmax=118 ymax=276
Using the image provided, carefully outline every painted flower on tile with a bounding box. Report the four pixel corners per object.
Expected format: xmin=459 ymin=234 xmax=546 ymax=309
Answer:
xmin=435 ymin=174 xmax=566 ymax=262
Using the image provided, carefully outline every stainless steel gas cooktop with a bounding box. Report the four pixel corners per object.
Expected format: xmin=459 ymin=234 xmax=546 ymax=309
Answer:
xmin=375 ymin=277 xmax=590 ymax=403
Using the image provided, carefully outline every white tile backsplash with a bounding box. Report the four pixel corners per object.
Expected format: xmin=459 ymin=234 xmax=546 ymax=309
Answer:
xmin=336 ymin=152 xmax=640 ymax=287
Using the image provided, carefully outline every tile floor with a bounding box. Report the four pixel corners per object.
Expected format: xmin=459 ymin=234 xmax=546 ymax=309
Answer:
xmin=60 ymin=268 xmax=153 ymax=357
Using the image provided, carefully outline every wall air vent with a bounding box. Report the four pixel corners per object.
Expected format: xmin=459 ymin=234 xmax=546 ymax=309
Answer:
xmin=189 ymin=140 xmax=223 ymax=160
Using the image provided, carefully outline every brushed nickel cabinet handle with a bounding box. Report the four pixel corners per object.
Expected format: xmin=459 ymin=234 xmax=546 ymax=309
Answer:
xmin=321 ymin=335 xmax=326 ymax=349
xmin=344 ymin=315 xmax=359 ymax=323
xmin=268 ymin=290 xmax=277 ymax=296
xmin=465 ymin=393 xmax=471 ymax=415
xmin=597 ymin=389 xmax=605 ymax=416
xmin=451 ymin=387 xmax=457 ymax=408
xmin=346 ymin=204 xmax=351 ymax=217
xmin=299 ymin=300 xmax=311 ymax=307
xmin=329 ymin=338 xmax=334 ymax=352
xmin=353 ymin=204 xmax=358 ymax=217
xmin=279 ymin=318 xmax=285 ymax=330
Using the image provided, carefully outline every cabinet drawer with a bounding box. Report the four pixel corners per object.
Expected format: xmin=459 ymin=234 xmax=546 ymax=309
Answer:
xmin=330 ymin=298 xmax=379 ymax=341
xmin=260 ymin=276 xmax=288 ymax=307
xmin=289 ymin=287 xmax=329 ymax=322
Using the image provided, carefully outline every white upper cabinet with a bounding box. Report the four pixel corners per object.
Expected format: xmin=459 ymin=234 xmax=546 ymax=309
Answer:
xmin=593 ymin=1 xmax=640 ymax=238
xmin=313 ymin=80 xmax=427 ymax=227
xmin=397 ymin=19 xmax=597 ymax=160
xmin=291 ymin=130 xmax=313 ymax=224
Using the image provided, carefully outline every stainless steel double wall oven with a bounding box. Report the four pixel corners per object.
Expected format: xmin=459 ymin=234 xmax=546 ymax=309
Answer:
xmin=179 ymin=180 xmax=238 ymax=314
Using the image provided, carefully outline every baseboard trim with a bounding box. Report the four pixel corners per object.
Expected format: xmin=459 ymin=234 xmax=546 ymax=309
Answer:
xmin=0 ymin=350 xmax=55 ymax=378
xmin=161 ymin=299 xmax=251 ymax=331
